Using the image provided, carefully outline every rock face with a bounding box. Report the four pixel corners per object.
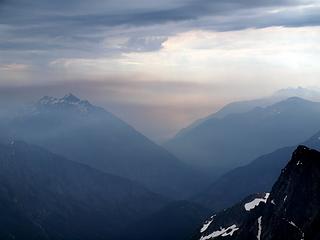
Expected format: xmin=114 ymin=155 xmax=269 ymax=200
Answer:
xmin=0 ymin=94 xmax=205 ymax=198
xmin=194 ymin=146 xmax=320 ymax=240
xmin=0 ymin=141 xmax=168 ymax=240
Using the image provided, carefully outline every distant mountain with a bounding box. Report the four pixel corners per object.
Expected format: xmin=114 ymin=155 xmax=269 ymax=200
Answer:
xmin=0 ymin=94 xmax=205 ymax=198
xmin=123 ymin=201 xmax=209 ymax=240
xmin=175 ymin=87 xmax=320 ymax=138
xmin=193 ymin=146 xmax=295 ymax=211
xmin=0 ymin=141 xmax=168 ymax=240
xmin=194 ymin=130 xmax=320 ymax=211
xmin=194 ymin=146 xmax=320 ymax=240
xmin=273 ymin=86 xmax=320 ymax=100
xmin=165 ymin=97 xmax=320 ymax=175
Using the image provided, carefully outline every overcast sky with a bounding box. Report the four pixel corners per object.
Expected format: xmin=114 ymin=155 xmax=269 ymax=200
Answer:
xmin=1 ymin=0 xmax=320 ymax=141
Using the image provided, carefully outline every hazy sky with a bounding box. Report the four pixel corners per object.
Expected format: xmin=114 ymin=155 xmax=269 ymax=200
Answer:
xmin=1 ymin=0 xmax=320 ymax=141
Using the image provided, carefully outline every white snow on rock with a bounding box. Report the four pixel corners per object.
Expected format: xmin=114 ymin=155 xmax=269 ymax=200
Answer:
xmin=38 ymin=95 xmax=93 ymax=113
xmin=289 ymin=221 xmax=298 ymax=228
xmin=257 ymin=217 xmax=262 ymax=240
xmin=200 ymin=217 xmax=214 ymax=233
xmin=244 ymin=193 xmax=270 ymax=211
xmin=200 ymin=225 xmax=239 ymax=240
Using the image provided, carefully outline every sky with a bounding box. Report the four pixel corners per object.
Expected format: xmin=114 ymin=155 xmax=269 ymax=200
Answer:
xmin=1 ymin=0 xmax=320 ymax=141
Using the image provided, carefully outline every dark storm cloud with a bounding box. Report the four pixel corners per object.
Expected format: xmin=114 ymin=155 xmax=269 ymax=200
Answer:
xmin=0 ymin=0 xmax=319 ymax=64
xmin=0 ymin=0 xmax=311 ymax=27
xmin=0 ymin=0 xmax=320 ymax=51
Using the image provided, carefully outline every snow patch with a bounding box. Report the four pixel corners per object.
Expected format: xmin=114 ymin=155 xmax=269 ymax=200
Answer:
xmin=271 ymin=199 xmax=276 ymax=205
xmin=244 ymin=193 xmax=270 ymax=211
xmin=200 ymin=225 xmax=239 ymax=240
xmin=257 ymin=217 xmax=262 ymax=240
xmin=289 ymin=221 xmax=298 ymax=228
xmin=38 ymin=95 xmax=92 ymax=113
xmin=200 ymin=217 xmax=214 ymax=233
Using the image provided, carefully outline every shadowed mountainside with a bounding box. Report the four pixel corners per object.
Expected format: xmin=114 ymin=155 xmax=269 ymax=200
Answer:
xmin=194 ymin=146 xmax=320 ymax=240
xmin=0 ymin=141 xmax=168 ymax=240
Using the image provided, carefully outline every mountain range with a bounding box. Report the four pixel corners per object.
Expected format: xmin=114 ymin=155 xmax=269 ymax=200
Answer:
xmin=193 ymin=128 xmax=320 ymax=212
xmin=0 ymin=141 xmax=168 ymax=240
xmin=1 ymin=91 xmax=320 ymax=239
xmin=175 ymin=87 xmax=320 ymax=138
xmin=165 ymin=96 xmax=320 ymax=176
xmin=0 ymin=94 xmax=206 ymax=199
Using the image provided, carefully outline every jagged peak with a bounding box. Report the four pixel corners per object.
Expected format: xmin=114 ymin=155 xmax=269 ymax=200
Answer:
xmin=293 ymin=145 xmax=311 ymax=155
xmin=290 ymin=145 xmax=316 ymax=166
xmin=38 ymin=93 xmax=82 ymax=104
xmin=36 ymin=94 xmax=95 ymax=113
xmin=62 ymin=93 xmax=80 ymax=103
xmin=282 ymin=145 xmax=320 ymax=175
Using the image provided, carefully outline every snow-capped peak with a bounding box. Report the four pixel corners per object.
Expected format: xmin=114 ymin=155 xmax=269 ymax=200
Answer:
xmin=37 ymin=94 xmax=94 ymax=113
xmin=62 ymin=93 xmax=81 ymax=103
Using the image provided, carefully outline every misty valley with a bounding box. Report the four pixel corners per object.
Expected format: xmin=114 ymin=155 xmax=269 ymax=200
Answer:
xmin=0 ymin=88 xmax=319 ymax=239
xmin=1 ymin=0 xmax=320 ymax=239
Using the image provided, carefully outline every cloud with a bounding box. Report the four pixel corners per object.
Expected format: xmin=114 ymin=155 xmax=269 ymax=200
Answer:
xmin=1 ymin=0 xmax=320 ymax=55
xmin=0 ymin=0 xmax=319 ymax=72
xmin=0 ymin=63 xmax=29 ymax=71
xmin=48 ymin=26 xmax=320 ymax=86
xmin=1 ymin=0 xmax=320 ymax=141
